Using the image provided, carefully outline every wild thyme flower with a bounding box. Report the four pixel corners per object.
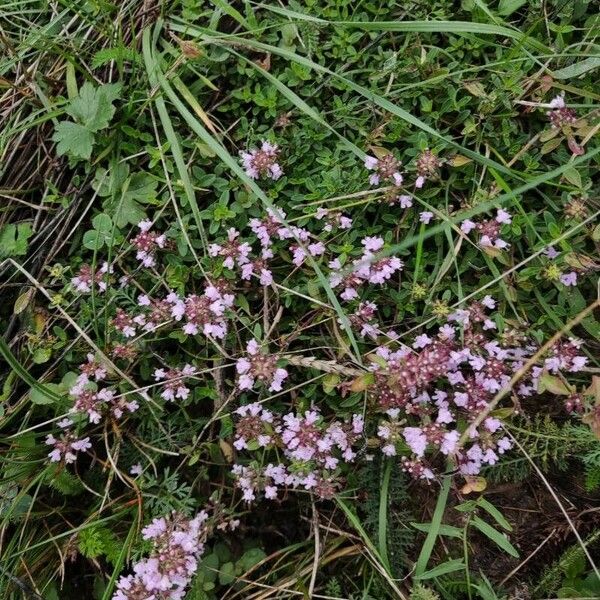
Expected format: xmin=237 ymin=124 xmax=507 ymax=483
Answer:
xmin=461 ymin=209 xmax=512 ymax=250
xmin=175 ymin=285 xmax=234 ymax=338
xmin=315 ymin=207 xmax=353 ymax=232
xmin=78 ymin=353 xmax=108 ymax=383
xmin=236 ymin=339 xmax=288 ymax=392
xmin=232 ymin=410 xmax=363 ymax=500
xmin=241 ymin=249 xmax=274 ymax=286
xmin=71 ymin=262 xmax=112 ymax=293
xmin=364 ymin=153 xmax=403 ymax=186
xmin=547 ymin=94 xmax=577 ymax=128
xmin=415 ymin=148 xmax=441 ymax=188
xmin=113 ymin=511 xmax=210 ymax=600
xmin=234 ymin=402 xmax=274 ymax=450
xmin=241 ymin=140 xmax=283 ymax=180
xmin=208 ymin=227 xmax=251 ymax=270
xmin=368 ymin=298 xmax=553 ymax=478
xmin=132 ymin=220 xmax=166 ymax=268
xmin=112 ymin=308 xmax=137 ymax=338
xmin=153 ymin=364 xmax=196 ymax=401
xmin=45 ymin=432 xmax=91 ymax=463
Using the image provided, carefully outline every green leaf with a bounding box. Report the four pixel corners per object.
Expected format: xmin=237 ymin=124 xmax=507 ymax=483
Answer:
xmin=52 ymin=121 xmax=95 ymax=159
xmin=477 ymin=498 xmax=512 ymax=531
xmin=563 ymin=167 xmax=582 ymax=188
xmin=0 ymin=223 xmax=33 ymax=258
xmin=552 ymin=57 xmax=600 ymax=80
xmin=412 ymin=522 xmax=464 ymax=538
xmin=415 ymin=476 xmax=452 ymax=576
xmin=218 ymin=561 xmax=235 ymax=585
xmin=30 ymin=383 xmax=62 ymax=405
xmin=125 ymin=172 xmax=158 ymax=202
xmin=83 ymin=213 xmax=114 ymax=249
xmin=541 ymin=137 xmax=562 ymax=155
xmin=83 ymin=230 xmax=104 ymax=250
xmin=236 ymin=548 xmax=266 ymax=572
xmin=65 ymin=82 xmax=121 ymax=131
xmin=498 ymin=0 xmax=527 ymax=16
xmin=472 ymin=516 xmax=519 ymax=557
xmin=415 ymin=558 xmax=466 ymax=580
xmin=538 ymin=372 xmax=573 ymax=395
xmin=92 ymin=47 xmax=141 ymax=69
xmin=104 ymin=173 xmax=157 ymax=227
xmin=32 ymin=348 xmax=52 ymax=364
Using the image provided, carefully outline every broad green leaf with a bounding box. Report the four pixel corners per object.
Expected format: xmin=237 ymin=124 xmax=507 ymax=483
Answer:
xmin=124 ymin=173 xmax=158 ymax=202
xmin=13 ymin=288 xmax=33 ymax=315
xmin=30 ymin=383 xmax=62 ymax=405
xmin=32 ymin=347 xmax=52 ymax=364
xmin=65 ymin=82 xmax=121 ymax=131
xmin=52 ymin=121 xmax=95 ymax=159
xmin=103 ymin=173 xmax=157 ymax=228
xmin=83 ymin=230 xmax=105 ymax=250
xmin=0 ymin=223 xmax=33 ymax=258
xmin=236 ymin=548 xmax=266 ymax=572
xmin=563 ymin=167 xmax=582 ymax=188
xmin=93 ymin=164 xmax=129 ymax=197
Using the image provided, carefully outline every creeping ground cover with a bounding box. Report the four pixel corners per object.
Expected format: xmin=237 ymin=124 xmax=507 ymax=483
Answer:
xmin=1 ymin=0 xmax=600 ymax=598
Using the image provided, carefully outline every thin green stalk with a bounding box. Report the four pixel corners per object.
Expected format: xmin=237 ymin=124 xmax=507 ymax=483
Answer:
xmin=378 ymin=459 xmax=392 ymax=573
xmin=414 ymin=475 xmax=451 ymax=577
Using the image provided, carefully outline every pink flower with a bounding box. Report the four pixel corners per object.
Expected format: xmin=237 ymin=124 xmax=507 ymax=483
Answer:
xmin=241 ymin=141 xmax=283 ymax=180
xmin=495 ymin=209 xmax=512 ymax=224
xmin=461 ymin=219 xmax=477 ymax=234
xmin=419 ymin=211 xmax=434 ymax=224
xmin=560 ymin=271 xmax=577 ymax=286
xmin=364 ymin=153 xmax=403 ymax=186
xmin=361 ymin=236 xmax=384 ymax=253
xmin=403 ymin=427 xmax=428 ymax=458
xmin=235 ymin=340 xmax=288 ymax=392
xmin=131 ymin=221 xmax=167 ymax=268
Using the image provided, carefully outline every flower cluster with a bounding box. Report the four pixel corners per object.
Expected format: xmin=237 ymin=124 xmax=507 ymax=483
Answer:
xmin=209 ymin=227 xmax=251 ymax=270
xmin=543 ymin=338 xmax=587 ymax=373
xmin=232 ymin=408 xmax=364 ymax=500
xmin=45 ymin=425 xmax=91 ymax=463
xmin=113 ymin=512 xmax=208 ymax=600
xmin=547 ymin=94 xmax=577 ymax=129
xmin=541 ymin=246 xmax=580 ymax=288
xmin=171 ymin=283 xmax=234 ymax=338
xmin=330 ymin=236 xmax=403 ymax=301
xmin=71 ymin=262 xmax=112 ymax=293
xmin=135 ymin=293 xmax=176 ymax=331
xmin=345 ymin=301 xmax=397 ymax=340
xmin=241 ymin=140 xmax=283 ymax=180
xmin=69 ymin=354 xmax=138 ymax=422
xmin=414 ymin=148 xmax=441 ymax=188
xmin=132 ymin=220 xmax=167 ymax=268
xmin=364 ymin=153 xmax=403 ymax=186
xmin=315 ymin=207 xmax=353 ymax=232
xmin=233 ymin=402 xmax=274 ymax=450
xmin=153 ymin=364 xmax=196 ymax=401
xmin=236 ymin=340 xmax=288 ymax=392
xmin=461 ymin=209 xmax=512 ymax=250
xmin=369 ymin=297 xmax=590 ymax=480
